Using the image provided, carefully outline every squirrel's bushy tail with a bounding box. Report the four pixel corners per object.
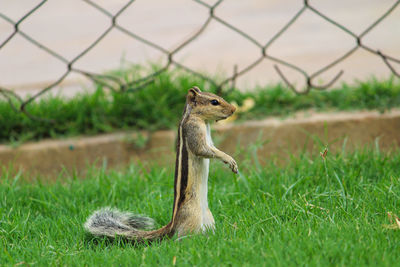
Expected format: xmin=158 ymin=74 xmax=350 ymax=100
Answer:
xmin=84 ymin=207 xmax=171 ymax=241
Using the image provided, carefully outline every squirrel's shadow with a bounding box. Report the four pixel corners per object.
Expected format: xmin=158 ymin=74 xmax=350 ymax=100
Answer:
xmin=83 ymin=232 xmax=196 ymax=250
xmin=83 ymin=233 xmax=169 ymax=250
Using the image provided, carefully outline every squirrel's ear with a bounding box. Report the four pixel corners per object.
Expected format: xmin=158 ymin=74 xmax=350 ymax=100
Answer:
xmin=191 ymin=86 xmax=201 ymax=93
xmin=187 ymin=87 xmax=199 ymax=105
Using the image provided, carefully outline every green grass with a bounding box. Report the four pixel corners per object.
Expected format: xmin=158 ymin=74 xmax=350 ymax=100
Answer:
xmin=1 ymin=64 xmax=400 ymax=144
xmin=1 ymin=148 xmax=400 ymax=266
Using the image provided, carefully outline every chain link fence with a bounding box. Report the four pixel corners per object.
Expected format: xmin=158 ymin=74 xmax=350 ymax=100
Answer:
xmin=1 ymin=0 xmax=399 ymax=120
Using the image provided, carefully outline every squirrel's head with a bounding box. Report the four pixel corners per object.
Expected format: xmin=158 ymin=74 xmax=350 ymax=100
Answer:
xmin=186 ymin=86 xmax=236 ymax=121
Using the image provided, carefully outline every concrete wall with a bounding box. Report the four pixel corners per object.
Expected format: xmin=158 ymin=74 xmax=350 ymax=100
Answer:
xmin=1 ymin=110 xmax=399 ymax=179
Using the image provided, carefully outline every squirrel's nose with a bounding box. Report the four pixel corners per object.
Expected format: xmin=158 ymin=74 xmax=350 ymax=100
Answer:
xmin=231 ymin=105 xmax=236 ymax=114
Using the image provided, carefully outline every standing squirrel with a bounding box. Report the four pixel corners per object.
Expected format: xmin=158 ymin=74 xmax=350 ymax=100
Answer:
xmin=84 ymin=86 xmax=238 ymax=241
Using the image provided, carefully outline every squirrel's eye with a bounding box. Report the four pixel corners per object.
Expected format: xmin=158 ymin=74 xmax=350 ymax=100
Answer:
xmin=210 ymin=99 xmax=219 ymax=106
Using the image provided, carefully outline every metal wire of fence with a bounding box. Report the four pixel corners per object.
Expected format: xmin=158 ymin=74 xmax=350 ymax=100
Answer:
xmin=0 ymin=0 xmax=399 ymax=121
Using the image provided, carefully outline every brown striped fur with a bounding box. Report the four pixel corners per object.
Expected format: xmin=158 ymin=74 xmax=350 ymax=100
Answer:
xmin=84 ymin=87 xmax=237 ymax=241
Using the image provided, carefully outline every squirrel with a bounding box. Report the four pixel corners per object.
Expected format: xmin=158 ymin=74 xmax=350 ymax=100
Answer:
xmin=84 ymin=86 xmax=238 ymax=242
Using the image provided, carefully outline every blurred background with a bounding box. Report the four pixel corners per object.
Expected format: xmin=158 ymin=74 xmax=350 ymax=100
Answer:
xmin=1 ymin=0 xmax=400 ymax=177
xmin=1 ymin=0 xmax=399 ymax=98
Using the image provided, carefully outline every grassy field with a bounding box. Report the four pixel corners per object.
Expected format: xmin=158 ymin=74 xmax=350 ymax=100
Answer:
xmin=1 ymin=147 xmax=400 ymax=266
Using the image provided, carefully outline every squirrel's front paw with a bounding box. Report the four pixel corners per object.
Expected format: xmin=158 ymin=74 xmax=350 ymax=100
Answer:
xmin=224 ymin=156 xmax=238 ymax=174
